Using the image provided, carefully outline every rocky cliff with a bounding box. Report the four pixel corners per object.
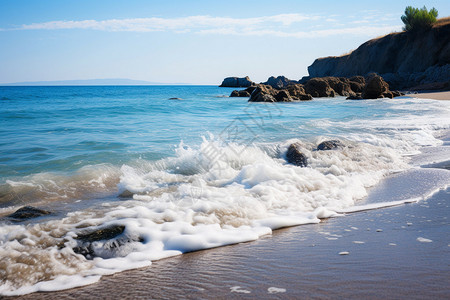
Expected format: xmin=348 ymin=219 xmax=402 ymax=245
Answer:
xmin=308 ymin=19 xmax=450 ymax=90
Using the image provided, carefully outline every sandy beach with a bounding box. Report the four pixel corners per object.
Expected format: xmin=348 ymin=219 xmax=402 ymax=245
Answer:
xmin=408 ymin=91 xmax=450 ymax=100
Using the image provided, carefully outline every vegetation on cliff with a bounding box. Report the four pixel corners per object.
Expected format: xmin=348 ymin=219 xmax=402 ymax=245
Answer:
xmin=401 ymin=6 xmax=438 ymax=31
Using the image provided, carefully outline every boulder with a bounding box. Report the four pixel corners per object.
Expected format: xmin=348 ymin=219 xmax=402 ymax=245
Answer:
xmin=346 ymin=93 xmax=363 ymax=100
xmin=75 ymin=225 xmax=126 ymax=243
xmin=304 ymin=78 xmax=336 ymax=97
xmin=220 ymin=76 xmax=254 ymax=87
xmin=349 ymin=76 xmax=365 ymax=85
xmin=362 ymin=74 xmax=390 ymax=99
xmin=8 ymin=206 xmax=51 ymax=220
xmin=349 ymin=81 xmax=364 ymax=93
xmin=286 ymin=143 xmax=308 ymax=167
xmin=263 ymin=76 xmax=298 ymax=89
xmin=286 ymin=84 xmax=313 ymax=100
xmin=248 ymin=85 xmax=277 ymax=102
xmin=274 ymin=90 xmax=291 ymax=102
xmin=317 ymin=140 xmax=344 ymax=150
xmin=230 ymin=90 xmax=251 ymax=97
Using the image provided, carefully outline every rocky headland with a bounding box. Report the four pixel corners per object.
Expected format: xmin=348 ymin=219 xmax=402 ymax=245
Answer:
xmin=307 ymin=17 xmax=450 ymax=91
xmin=221 ymin=17 xmax=449 ymax=101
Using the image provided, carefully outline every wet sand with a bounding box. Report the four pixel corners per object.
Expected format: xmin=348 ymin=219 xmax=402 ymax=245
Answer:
xmin=407 ymin=91 xmax=450 ymax=100
xmin=9 ymin=186 xmax=450 ymax=300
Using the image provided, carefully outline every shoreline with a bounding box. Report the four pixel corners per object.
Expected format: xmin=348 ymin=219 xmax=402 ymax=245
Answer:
xmin=9 ymin=186 xmax=450 ymax=299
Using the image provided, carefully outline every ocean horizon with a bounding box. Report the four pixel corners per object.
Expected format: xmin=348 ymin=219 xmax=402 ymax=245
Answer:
xmin=0 ymin=85 xmax=449 ymax=295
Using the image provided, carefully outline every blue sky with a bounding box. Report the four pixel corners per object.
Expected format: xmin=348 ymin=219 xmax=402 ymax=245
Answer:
xmin=1 ymin=0 xmax=449 ymax=84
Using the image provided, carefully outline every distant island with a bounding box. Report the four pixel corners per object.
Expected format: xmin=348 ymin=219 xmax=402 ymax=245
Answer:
xmin=0 ymin=78 xmax=187 ymax=86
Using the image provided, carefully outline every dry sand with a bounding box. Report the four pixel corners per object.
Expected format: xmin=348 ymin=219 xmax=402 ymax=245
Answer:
xmin=407 ymin=91 xmax=450 ymax=100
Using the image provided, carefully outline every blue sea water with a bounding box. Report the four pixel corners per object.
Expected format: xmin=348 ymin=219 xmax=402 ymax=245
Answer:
xmin=0 ymin=85 xmax=449 ymax=295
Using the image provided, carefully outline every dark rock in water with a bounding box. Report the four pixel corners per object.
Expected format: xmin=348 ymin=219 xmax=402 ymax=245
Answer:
xmin=220 ymin=76 xmax=254 ymax=87
xmin=304 ymin=78 xmax=336 ymax=97
xmin=391 ymin=90 xmax=405 ymax=97
xmin=317 ymin=140 xmax=344 ymax=150
xmin=248 ymin=85 xmax=277 ymax=102
xmin=382 ymin=91 xmax=394 ymax=99
xmin=76 ymin=225 xmax=126 ymax=243
xmin=230 ymin=90 xmax=251 ymax=97
xmin=248 ymin=84 xmax=312 ymax=102
xmin=118 ymin=189 xmax=134 ymax=198
xmin=8 ymin=206 xmax=51 ymax=220
xmin=287 ymin=84 xmax=313 ymax=100
xmin=73 ymin=225 xmax=144 ymax=259
xmin=263 ymin=76 xmax=298 ymax=89
xmin=346 ymin=93 xmax=363 ymax=100
xmin=286 ymin=143 xmax=308 ymax=167
xmin=362 ymin=74 xmax=390 ymax=99
xmin=349 ymin=76 xmax=365 ymax=85
xmin=274 ymin=90 xmax=291 ymax=102
xmin=168 ymin=97 xmax=183 ymax=100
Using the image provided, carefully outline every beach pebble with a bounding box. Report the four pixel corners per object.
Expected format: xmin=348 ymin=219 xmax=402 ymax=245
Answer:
xmin=417 ymin=237 xmax=432 ymax=243
xmin=268 ymin=287 xmax=286 ymax=294
xmin=339 ymin=251 xmax=350 ymax=255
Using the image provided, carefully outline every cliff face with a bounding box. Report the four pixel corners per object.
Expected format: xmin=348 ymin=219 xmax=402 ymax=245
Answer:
xmin=308 ymin=21 xmax=450 ymax=87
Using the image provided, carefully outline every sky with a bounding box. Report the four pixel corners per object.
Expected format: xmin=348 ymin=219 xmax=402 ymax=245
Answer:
xmin=1 ymin=0 xmax=449 ymax=84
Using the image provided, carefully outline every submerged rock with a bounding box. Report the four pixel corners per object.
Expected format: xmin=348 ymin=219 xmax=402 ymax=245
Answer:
xmin=286 ymin=143 xmax=308 ymax=167
xmin=75 ymin=225 xmax=126 ymax=243
xmin=8 ymin=206 xmax=51 ymax=220
xmin=73 ymin=224 xmax=144 ymax=259
xmin=317 ymin=140 xmax=344 ymax=150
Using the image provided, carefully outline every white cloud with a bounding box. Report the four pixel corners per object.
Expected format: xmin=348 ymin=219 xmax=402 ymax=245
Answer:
xmin=7 ymin=14 xmax=401 ymax=39
xmin=17 ymin=14 xmax=318 ymax=32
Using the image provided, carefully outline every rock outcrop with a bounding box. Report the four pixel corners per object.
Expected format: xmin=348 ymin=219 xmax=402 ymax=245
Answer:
xmin=263 ymin=76 xmax=298 ymax=89
xmin=241 ymin=75 xmax=401 ymax=102
xmin=317 ymin=140 xmax=344 ymax=151
xmin=248 ymin=84 xmax=312 ymax=102
xmin=220 ymin=76 xmax=255 ymax=87
xmin=362 ymin=74 xmax=390 ymax=99
xmin=307 ymin=20 xmax=450 ymax=90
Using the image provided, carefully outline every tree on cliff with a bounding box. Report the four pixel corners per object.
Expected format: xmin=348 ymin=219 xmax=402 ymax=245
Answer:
xmin=401 ymin=6 xmax=438 ymax=31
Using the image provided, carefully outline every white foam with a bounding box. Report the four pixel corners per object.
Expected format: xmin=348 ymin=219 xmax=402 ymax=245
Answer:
xmin=268 ymin=287 xmax=286 ymax=294
xmin=417 ymin=237 xmax=433 ymax=243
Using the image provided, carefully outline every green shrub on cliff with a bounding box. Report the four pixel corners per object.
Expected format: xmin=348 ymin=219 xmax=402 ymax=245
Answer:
xmin=401 ymin=6 xmax=438 ymax=31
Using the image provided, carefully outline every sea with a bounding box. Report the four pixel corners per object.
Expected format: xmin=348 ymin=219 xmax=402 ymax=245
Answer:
xmin=0 ymin=85 xmax=449 ymax=295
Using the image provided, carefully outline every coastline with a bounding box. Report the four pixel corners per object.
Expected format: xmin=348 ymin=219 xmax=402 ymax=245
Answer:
xmin=407 ymin=91 xmax=450 ymax=100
